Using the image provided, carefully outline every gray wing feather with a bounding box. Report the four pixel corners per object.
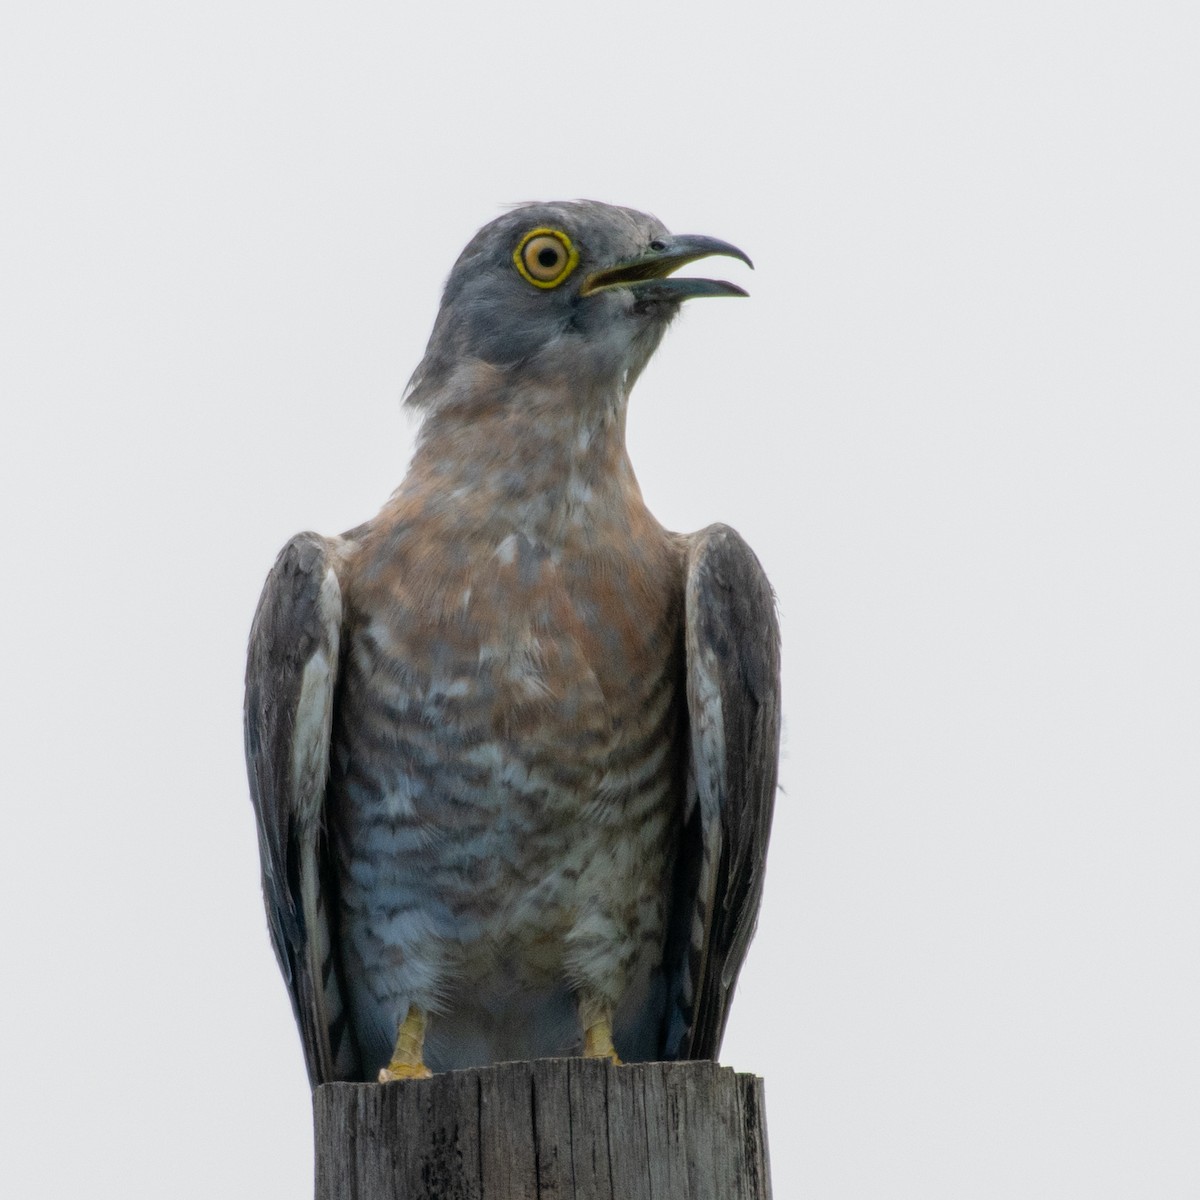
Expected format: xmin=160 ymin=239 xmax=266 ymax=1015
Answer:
xmin=664 ymin=523 xmax=781 ymax=1060
xmin=244 ymin=532 xmax=359 ymax=1086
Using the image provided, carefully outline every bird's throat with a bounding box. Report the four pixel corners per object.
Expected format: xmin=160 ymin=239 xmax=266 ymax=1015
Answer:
xmin=404 ymin=381 xmax=644 ymax=547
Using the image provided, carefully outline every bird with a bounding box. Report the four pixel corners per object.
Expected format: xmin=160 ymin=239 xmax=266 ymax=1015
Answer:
xmin=244 ymin=200 xmax=781 ymax=1086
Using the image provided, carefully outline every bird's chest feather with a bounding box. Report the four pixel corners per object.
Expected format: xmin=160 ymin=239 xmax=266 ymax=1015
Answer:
xmin=331 ymin=500 xmax=684 ymax=949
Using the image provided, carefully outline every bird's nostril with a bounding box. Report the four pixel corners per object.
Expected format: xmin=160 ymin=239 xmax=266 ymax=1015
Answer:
xmin=649 ymin=239 xmax=667 ymax=252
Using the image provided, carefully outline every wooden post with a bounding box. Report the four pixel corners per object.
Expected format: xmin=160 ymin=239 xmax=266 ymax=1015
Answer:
xmin=314 ymin=1059 xmax=772 ymax=1199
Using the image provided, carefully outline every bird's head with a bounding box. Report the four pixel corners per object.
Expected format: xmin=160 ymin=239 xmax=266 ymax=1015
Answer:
xmin=405 ymin=200 xmax=751 ymax=413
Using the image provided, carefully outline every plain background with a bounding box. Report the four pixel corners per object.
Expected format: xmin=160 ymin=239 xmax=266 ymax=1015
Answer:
xmin=3 ymin=2 xmax=1197 ymax=1196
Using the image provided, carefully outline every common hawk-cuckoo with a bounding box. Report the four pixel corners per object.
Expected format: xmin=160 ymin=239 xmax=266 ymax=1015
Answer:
xmin=245 ymin=201 xmax=781 ymax=1084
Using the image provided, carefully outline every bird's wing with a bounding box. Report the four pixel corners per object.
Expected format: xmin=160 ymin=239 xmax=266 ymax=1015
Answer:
xmin=663 ymin=523 xmax=781 ymax=1060
xmin=244 ymin=532 xmax=359 ymax=1086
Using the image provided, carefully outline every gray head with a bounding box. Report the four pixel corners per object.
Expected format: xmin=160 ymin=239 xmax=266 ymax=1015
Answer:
xmin=405 ymin=200 xmax=751 ymax=412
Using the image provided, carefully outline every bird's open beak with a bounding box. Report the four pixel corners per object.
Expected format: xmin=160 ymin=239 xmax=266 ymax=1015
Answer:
xmin=580 ymin=234 xmax=752 ymax=301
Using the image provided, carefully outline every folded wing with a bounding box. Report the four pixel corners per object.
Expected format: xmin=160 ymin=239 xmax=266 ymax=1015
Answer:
xmin=664 ymin=524 xmax=781 ymax=1060
xmin=244 ymin=532 xmax=359 ymax=1085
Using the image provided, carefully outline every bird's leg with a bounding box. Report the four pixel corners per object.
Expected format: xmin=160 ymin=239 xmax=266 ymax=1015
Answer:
xmin=578 ymin=994 xmax=623 ymax=1064
xmin=378 ymin=1005 xmax=433 ymax=1082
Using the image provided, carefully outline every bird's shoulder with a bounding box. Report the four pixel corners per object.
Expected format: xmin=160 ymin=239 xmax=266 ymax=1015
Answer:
xmin=682 ymin=523 xmax=776 ymax=623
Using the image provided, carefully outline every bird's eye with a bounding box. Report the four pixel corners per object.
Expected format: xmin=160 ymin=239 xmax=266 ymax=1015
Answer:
xmin=514 ymin=228 xmax=579 ymax=289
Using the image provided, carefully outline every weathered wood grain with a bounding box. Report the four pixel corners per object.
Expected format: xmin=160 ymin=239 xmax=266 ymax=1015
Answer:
xmin=314 ymin=1059 xmax=772 ymax=1200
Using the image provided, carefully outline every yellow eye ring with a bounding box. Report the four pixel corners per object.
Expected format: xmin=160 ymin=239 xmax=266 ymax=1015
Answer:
xmin=514 ymin=228 xmax=579 ymax=289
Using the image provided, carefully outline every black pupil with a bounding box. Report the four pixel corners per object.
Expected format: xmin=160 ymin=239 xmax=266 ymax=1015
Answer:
xmin=537 ymin=247 xmax=560 ymax=269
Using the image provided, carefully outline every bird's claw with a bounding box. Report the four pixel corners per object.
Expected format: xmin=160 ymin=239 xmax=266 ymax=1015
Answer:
xmin=582 ymin=1015 xmax=622 ymax=1064
xmin=377 ymin=1061 xmax=433 ymax=1083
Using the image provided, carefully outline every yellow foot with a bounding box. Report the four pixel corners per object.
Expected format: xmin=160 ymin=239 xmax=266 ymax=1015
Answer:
xmin=589 ymin=1048 xmax=623 ymax=1066
xmin=377 ymin=1061 xmax=433 ymax=1083
xmin=377 ymin=1004 xmax=432 ymax=1083
xmin=583 ymin=1017 xmax=623 ymax=1065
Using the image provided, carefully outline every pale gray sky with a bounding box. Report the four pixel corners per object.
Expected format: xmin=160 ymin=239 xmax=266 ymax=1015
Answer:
xmin=3 ymin=2 xmax=1198 ymax=1197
